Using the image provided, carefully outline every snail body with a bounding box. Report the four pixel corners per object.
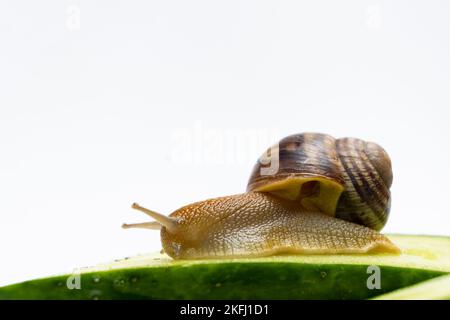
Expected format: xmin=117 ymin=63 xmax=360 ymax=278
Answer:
xmin=124 ymin=133 xmax=400 ymax=259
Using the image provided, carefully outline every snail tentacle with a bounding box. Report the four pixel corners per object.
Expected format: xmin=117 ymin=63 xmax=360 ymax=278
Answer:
xmin=122 ymin=222 xmax=161 ymax=230
xmin=130 ymin=203 xmax=179 ymax=233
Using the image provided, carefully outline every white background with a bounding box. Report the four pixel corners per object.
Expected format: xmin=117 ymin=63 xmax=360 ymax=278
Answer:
xmin=0 ymin=1 xmax=449 ymax=286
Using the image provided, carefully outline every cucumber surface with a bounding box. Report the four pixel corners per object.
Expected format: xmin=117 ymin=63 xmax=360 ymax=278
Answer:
xmin=0 ymin=235 xmax=448 ymax=300
xmin=372 ymin=274 xmax=450 ymax=300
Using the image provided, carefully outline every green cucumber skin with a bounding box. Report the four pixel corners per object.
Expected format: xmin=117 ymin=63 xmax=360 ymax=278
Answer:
xmin=0 ymin=263 xmax=444 ymax=300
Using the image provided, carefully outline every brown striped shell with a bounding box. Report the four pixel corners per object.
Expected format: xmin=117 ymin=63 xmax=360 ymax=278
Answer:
xmin=247 ymin=133 xmax=392 ymax=231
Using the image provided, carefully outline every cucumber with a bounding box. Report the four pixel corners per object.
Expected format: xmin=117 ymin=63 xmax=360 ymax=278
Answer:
xmin=0 ymin=235 xmax=448 ymax=300
xmin=372 ymin=274 xmax=450 ymax=300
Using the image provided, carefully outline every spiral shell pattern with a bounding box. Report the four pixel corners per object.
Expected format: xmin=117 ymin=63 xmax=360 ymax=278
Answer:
xmin=247 ymin=133 xmax=393 ymax=231
xmin=335 ymin=137 xmax=392 ymax=231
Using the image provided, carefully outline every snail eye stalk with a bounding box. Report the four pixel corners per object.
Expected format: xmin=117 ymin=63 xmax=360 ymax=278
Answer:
xmin=122 ymin=203 xmax=179 ymax=233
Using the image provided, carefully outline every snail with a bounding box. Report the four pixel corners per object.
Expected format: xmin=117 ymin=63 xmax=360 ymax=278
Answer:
xmin=123 ymin=133 xmax=400 ymax=259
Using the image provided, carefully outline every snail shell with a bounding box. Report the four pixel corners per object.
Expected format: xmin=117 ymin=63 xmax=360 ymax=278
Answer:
xmin=247 ymin=133 xmax=392 ymax=231
xmin=124 ymin=132 xmax=399 ymax=259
